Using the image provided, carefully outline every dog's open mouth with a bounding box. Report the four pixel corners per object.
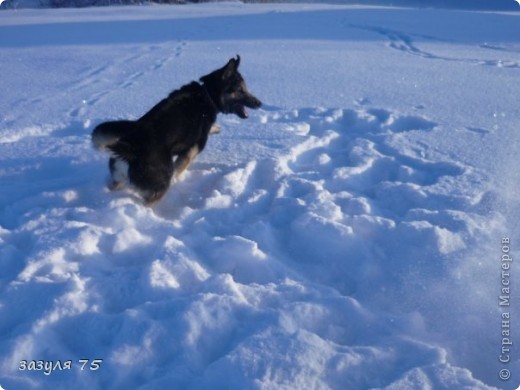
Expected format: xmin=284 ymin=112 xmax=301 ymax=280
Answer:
xmin=234 ymin=104 xmax=249 ymax=119
xmin=228 ymin=93 xmax=262 ymax=119
xmin=233 ymin=97 xmax=262 ymax=119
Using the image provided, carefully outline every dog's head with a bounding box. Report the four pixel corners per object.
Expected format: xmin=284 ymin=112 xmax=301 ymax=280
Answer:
xmin=200 ymin=56 xmax=262 ymax=119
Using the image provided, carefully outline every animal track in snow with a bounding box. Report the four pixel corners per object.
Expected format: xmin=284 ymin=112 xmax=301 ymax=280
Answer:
xmin=233 ymin=106 xmax=486 ymax=295
xmin=352 ymin=25 xmax=520 ymax=69
xmin=67 ymin=41 xmax=190 ymax=119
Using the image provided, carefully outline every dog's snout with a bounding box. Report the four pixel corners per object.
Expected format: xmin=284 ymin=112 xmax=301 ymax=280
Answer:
xmin=247 ymin=95 xmax=262 ymax=109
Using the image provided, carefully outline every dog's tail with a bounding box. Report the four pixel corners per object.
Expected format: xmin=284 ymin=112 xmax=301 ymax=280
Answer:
xmin=92 ymin=121 xmax=136 ymax=151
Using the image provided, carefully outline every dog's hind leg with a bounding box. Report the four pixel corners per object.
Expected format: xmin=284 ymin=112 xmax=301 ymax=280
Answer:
xmin=127 ymin=153 xmax=174 ymax=206
xmin=108 ymin=157 xmax=129 ymax=191
xmin=173 ymin=145 xmax=200 ymax=179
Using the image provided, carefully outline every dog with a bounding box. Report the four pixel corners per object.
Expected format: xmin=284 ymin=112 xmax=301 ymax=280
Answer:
xmin=91 ymin=56 xmax=262 ymax=205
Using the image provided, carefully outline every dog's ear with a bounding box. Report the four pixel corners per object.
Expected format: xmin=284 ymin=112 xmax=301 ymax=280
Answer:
xmin=234 ymin=55 xmax=241 ymax=69
xmin=200 ymin=56 xmax=241 ymax=85
xmin=223 ymin=55 xmax=241 ymax=80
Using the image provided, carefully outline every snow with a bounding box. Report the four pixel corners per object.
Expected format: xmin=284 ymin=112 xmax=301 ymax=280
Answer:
xmin=0 ymin=3 xmax=519 ymax=389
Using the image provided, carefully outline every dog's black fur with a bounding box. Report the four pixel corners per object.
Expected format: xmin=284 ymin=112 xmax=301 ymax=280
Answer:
xmin=92 ymin=56 xmax=262 ymax=205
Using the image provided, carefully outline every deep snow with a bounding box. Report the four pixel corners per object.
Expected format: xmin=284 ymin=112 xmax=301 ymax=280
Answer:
xmin=0 ymin=3 xmax=519 ymax=389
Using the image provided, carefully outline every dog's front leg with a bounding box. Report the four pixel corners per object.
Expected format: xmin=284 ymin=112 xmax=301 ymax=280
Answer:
xmin=173 ymin=145 xmax=200 ymax=179
xmin=209 ymin=124 xmax=221 ymax=134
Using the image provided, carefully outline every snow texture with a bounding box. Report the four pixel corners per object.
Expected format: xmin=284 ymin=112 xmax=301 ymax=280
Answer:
xmin=0 ymin=3 xmax=519 ymax=389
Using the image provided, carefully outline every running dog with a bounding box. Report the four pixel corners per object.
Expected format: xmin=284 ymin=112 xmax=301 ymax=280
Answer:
xmin=92 ymin=56 xmax=262 ymax=205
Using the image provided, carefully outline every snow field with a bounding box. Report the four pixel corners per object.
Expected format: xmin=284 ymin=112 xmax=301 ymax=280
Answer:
xmin=1 ymin=3 xmax=519 ymax=389
xmin=0 ymin=103 xmax=498 ymax=389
